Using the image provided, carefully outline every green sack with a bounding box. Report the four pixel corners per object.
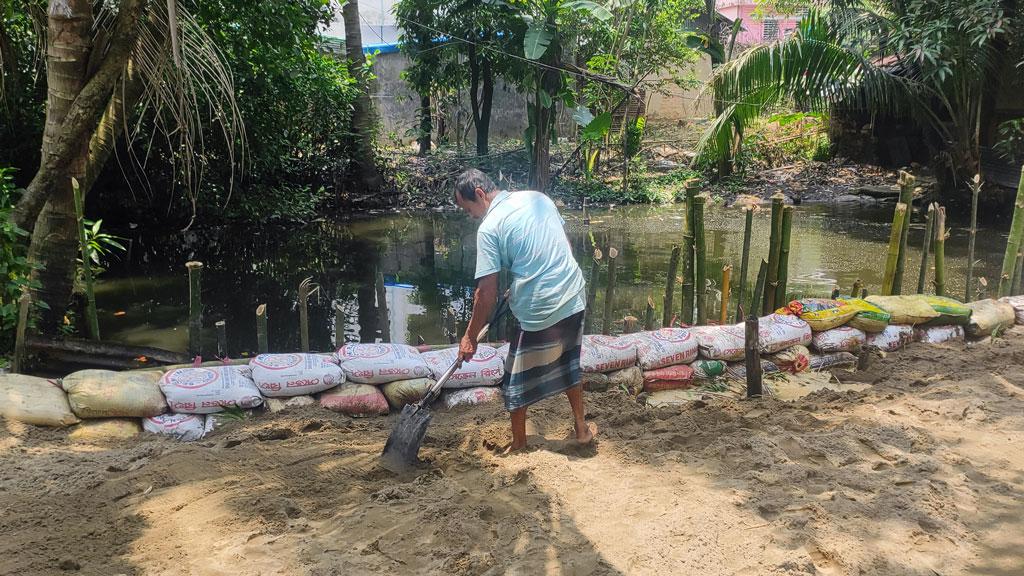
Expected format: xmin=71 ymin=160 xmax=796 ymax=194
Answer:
xmin=920 ymin=296 xmax=972 ymax=326
xmin=839 ymin=298 xmax=891 ymax=333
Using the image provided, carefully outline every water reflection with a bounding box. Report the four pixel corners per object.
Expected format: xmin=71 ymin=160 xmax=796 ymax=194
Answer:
xmin=96 ymin=202 xmax=1010 ymax=354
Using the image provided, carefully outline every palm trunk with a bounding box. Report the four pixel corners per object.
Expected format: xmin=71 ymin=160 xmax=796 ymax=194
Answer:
xmin=417 ymin=94 xmax=431 ymax=156
xmin=342 ymin=0 xmax=383 ymax=192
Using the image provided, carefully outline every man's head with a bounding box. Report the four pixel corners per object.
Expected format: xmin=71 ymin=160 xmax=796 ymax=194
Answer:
xmin=454 ymin=169 xmax=498 ymax=219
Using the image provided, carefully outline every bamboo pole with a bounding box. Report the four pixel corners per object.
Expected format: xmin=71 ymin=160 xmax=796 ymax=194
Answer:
xmin=694 ymin=196 xmax=708 ymax=325
xmin=186 ymin=261 xmax=203 ymax=357
xmin=850 ymin=280 xmax=862 ymax=298
xmin=830 ymin=288 xmax=840 ymax=300
xmin=719 ymin=265 xmax=732 ymax=325
xmin=892 ymin=171 xmax=915 ymax=294
xmin=298 ymin=277 xmax=313 ymax=352
xmin=215 ymin=320 xmax=227 ymax=358
xmin=965 ymin=175 xmax=981 ymax=301
xmin=998 ymin=166 xmax=1024 ymax=298
xmin=602 ymin=247 xmax=619 ymax=335
xmin=12 ymin=291 xmax=30 ymax=373
xmin=750 ymin=259 xmax=768 ymax=321
xmin=764 ymin=193 xmax=785 ymax=314
xmin=644 ymin=296 xmax=656 ymax=330
xmin=735 ymin=206 xmax=753 ymax=323
xmin=775 ymin=206 xmax=793 ymax=307
xmin=934 ymin=205 xmax=947 ymax=297
xmin=1012 ymin=252 xmax=1024 ymax=296
xmin=584 ymin=248 xmax=602 ymax=334
xmin=72 ymin=178 xmax=99 ymax=341
xmin=917 ymin=204 xmax=935 ymax=294
xmin=745 ymin=314 xmax=762 ymax=398
xmin=333 ymin=300 xmax=345 ymax=348
xmin=375 ymin=267 xmax=390 ymax=343
xmin=881 ymin=203 xmax=907 ymax=295
xmin=663 ymin=245 xmax=681 ymax=327
xmin=681 ymin=180 xmax=699 ymax=324
xmin=256 ymin=304 xmax=268 ymax=353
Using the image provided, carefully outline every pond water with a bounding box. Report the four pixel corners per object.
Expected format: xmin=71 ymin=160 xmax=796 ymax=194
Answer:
xmin=96 ymin=201 xmax=1012 ymax=356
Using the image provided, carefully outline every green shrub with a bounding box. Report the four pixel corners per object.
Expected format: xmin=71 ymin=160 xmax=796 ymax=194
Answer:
xmin=0 ymin=167 xmax=41 ymax=355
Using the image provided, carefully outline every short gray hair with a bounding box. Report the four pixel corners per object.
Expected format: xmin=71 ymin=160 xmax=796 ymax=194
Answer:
xmin=455 ymin=169 xmax=497 ymax=201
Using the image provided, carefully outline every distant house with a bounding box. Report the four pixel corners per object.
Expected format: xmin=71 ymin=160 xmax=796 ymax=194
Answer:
xmin=716 ymin=0 xmax=802 ymax=46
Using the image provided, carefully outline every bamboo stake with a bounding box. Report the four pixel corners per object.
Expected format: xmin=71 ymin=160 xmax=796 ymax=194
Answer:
xmin=72 ymin=178 xmax=99 ymax=341
xmin=851 ymin=279 xmax=862 ymax=298
xmin=12 ymin=291 xmax=30 ymax=373
xmin=333 ymin=300 xmax=346 ymax=348
xmin=694 ymin=196 xmax=708 ymax=325
xmin=892 ymin=171 xmax=915 ymax=294
xmin=750 ymin=259 xmax=768 ymax=321
xmin=215 ymin=320 xmax=227 ymax=358
xmin=917 ymin=204 xmax=935 ymax=294
xmin=256 ymin=304 xmax=268 ymax=353
xmin=775 ymin=206 xmax=793 ymax=307
xmin=764 ymin=193 xmax=785 ymax=314
xmin=881 ymin=203 xmax=907 ymax=295
xmin=584 ymin=248 xmax=602 ymax=334
xmin=720 ymin=265 xmax=732 ymax=325
xmin=735 ymin=206 xmax=753 ymax=323
xmin=998 ymin=166 xmax=1024 ymax=298
xmin=623 ymin=316 xmax=639 ymax=334
xmin=745 ymin=314 xmax=762 ymax=398
xmin=663 ymin=245 xmax=681 ymax=327
xmin=1012 ymin=252 xmax=1024 ymax=296
xmin=644 ymin=296 xmax=656 ymax=330
xmin=681 ymin=181 xmax=699 ymax=325
xmin=186 ymin=261 xmax=203 ymax=357
xmin=831 ymin=288 xmax=840 ymax=299
xmin=602 ymin=247 xmax=619 ymax=335
xmin=934 ymin=205 xmax=947 ymax=297
xmin=965 ymin=175 xmax=981 ymax=302
xmin=298 ymin=277 xmax=313 ymax=352
xmin=375 ymin=267 xmax=390 ymax=343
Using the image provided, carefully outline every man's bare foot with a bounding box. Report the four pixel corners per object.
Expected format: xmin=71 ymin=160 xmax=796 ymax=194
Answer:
xmin=575 ymin=421 xmax=597 ymax=445
xmin=499 ymin=441 xmax=528 ymax=456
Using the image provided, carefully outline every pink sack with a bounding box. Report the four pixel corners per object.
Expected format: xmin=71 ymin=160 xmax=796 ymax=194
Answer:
xmin=249 ymin=353 xmax=344 ymax=397
xmin=627 ymin=328 xmax=698 ymax=370
xmin=159 ymin=366 xmax=263 ymax=414
xmin=580 ymin=335 xmax=637 ymax=373
xmin=320 ymin=383 xmax=389 ymax=417
xmin=642 ymin=364 xmax=695 ymax=393
xmin=421 ymin=345 xmax=505 ymax=388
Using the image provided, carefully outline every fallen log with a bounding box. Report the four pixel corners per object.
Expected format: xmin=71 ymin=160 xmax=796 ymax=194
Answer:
xmin=26 ymin=337 xmax=190 ymax=367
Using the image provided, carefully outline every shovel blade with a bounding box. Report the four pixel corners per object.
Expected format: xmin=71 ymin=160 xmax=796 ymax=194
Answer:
xmin=380 ymin=403 xmax=434 ymax=473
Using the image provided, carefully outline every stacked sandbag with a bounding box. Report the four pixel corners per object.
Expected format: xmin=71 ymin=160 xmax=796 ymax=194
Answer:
xmin=69 ymin=418 xmax=141 ymax=442
xmin=920 ymin=296 xmax=972 ymax=326
xmin=865 ymin=295 xmax=940 ymax=325
xmin=159 ymin=366 xmax=263 ymax=414
xmin=335 ymin=343 xmax=432 ymax=384
xmin=61 ymin=370 xmax=167 ymax=418
xmin=249 ymin=353 xmax=344 ymax=397
xmin=691 ymin=359 xmax=726 ymax=381
xmin=692 ymin=324 xmax=746 ymax=361
xmin=627 ymin=328 xmax=698 ymax=370
xmin=999 ymin=295 xmax=1024 ymax=324
xmin=840 ymin=299 xmax=891 ymax=333
xmin=865 ymin=324 xmax=914 ymax=351
xmin=143 ymin=413 xmax=209 ymax=441
xmin=380 ymin=377 xmax=436 ymax=408
xmin=777 ymin=299 xmax=858 ymax=331
xmin=758 ymin=314 xmax=813 ymax=353
xmin=320 ymin=383 xmax=389 ymax=417
xmin=422 ymin=345 xmax=504 ymax=388
xmin=607 ymin=366 xmax=643 ymax=394
xmin=443 ymin=387 xmax=503 ymax=409
xmin=580 ymin=335 xmax=637 ymax=373
xmin=811 ymin=326 xmax=866 ymax=353
xmin=0 ymin=374 xmax=80 ymax=427
xmin=642 ymin=365 xmax=694 ymax=393
xmin=966 ymin=299 xmax=1016 ymax=337
xmin=914 ymin=325 xmax=965 ymax=344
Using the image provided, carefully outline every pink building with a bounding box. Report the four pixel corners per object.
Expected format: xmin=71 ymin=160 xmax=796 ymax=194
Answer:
xmin=716 ymin=0 xmax=802 ymax=46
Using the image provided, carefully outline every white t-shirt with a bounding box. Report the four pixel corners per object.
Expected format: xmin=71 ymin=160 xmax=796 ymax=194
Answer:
xmin=474 ymin=190 xmax=586 ymax=331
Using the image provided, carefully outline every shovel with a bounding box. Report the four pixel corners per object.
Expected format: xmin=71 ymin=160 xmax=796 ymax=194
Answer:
xmin=380 ymin=295 xmax=510 ymax=473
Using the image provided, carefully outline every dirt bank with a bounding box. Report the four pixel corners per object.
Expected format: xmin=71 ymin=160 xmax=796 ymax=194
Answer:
xmin=3 ymin=330 xmax=1024 ymax=575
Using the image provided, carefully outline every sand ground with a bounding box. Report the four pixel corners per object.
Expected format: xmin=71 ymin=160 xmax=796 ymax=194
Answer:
xmin=2 ymin=329 xmax=1024 ymax=576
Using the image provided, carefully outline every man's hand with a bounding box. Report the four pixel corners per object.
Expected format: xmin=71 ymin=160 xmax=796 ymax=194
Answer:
xmin=459 ymin=334 xmax=478 ymax=363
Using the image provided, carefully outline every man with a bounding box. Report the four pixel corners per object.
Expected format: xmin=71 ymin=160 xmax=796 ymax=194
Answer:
xmin=454 ymin=168 xmax=596 ymax=452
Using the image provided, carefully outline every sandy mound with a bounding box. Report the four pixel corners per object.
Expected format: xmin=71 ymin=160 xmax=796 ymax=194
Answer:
xmin=3 ymin=329 xmax=1024 ymax=575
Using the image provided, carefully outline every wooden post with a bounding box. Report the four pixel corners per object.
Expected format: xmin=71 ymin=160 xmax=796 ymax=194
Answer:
xmin=965 ymin=175 xmax=981 ymax=301
xmin=881 ymin=203 xmax=907 ymax=295
xmin=298 ymin=277 xmax=313 ymax=352
xmin=602 ymin=247 xmax=618 ymax=335
xmin=623 ymin=315 xmax=639 ymax=334
xmin=831 ymin=287 xmax=840 ymax=300
xmin=584 ymin=248 xmax=602 ymax=334
xmin=215 ymin=320 xmax=227 ymax=358
xmin=735 ymin=207 xmax=753 ymax=323
xmin=851 ymin=279 xmax=862 ymax=298
xmin=775 ymin=206 xmax=793 ymax=307
xmin=892 ymin=171 xmax=915 ymax=294
xmin=256 ymin=304 xmax=268 ymax=353
xmin=998 ymin=166 xmax=1024 ymax=298
xmin=934 ymin=205 xmax=947 ymax=297
xmin=720 ymin=265 xmax=732 ymax=325
xmin=582 ymin=197 xmax=590 ymax=225
xmin=681 ymin=180 xmax=699 ymax=324
xmin=12 ymin=291 xmax=30 ymax=373
xmin=663 ymin=245 xmax=681 ymax=327
xmin=694 ymin=196 xmax=708 ymax=325
xmin=917 ymin=203 xmax=935 ymax=294
xmin=750 ymin=259 xmax=768 ymax=322
xmin=186 ymin=261 xmax=203 ymax=357
xmin=745 ymin=314 xmax=762 ymax=398
xmin=644 ymin=296 xmax=656 ymax=330
xmin=333 ymin=300 xmax=346 ymax=348
xmin=72 ymin=178 xmax=99 ymax=341
xmin=764 ymin=193 xmax=785 ymax=314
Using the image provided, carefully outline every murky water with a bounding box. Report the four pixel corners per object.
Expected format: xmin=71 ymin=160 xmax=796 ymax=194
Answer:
xmin=96 ymin=202 xmax=1011 ymax=355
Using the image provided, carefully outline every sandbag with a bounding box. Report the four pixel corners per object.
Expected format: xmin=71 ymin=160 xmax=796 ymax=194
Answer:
xmin=0 ymin=374 xmax=80 ymax=427
xmin=865 ymin=324 xmax=914 ymax=351
xmin=999 ymin=296 xmax=1024 ymax=324
xmin=69 ymin=418 xmax=140 ymax=442
xmin=61 ymin=370 xmax=166 ymax=418
xmin=759 ymin=314 xmax=812 ymax=353
xmin=777 ymin=298 xmax=857 ymax=331
xmin=496 ymin=343 xmax=510 ymax=359
xmin=840 ymin=298 xmax=891 ymax=333
xmin=380 ymin=378 xmax=436 ymax=408
xmin=627 ymin=328 xmax=698 ymax=370
xmin=249 ymin=353 xmax=343 ymax=397
xmin=691 ymin=359 xmax=726 ymax=380
xmin=771 ymin=345 xmax=811 ymax=373
xmin=914 ymin=325 xmax=965 ymax=344
xmin=810 ymin=352 xmax=858 ymax=371
xmin=580 ymin=335 xmax=637 ymax=373
xmin=142 ymin=413 xmax=208 ymax=441
xmin=335 ymin=344 xmax=432 ymax=384
xmin=159 ymin=366 xmax=263 ymax=414
xmin=607 ymin=366 xmax=643 ymax=394
xmin=320 ymin=383 xmax=389 ymax=417
xmin=422 ymin=345 xmax=505 ymax=388
xmin=264 ymin=395 xmax=317 ymax=413
xmin=865 ymin=295 xmax=940 ymax=325
xmin=581 ymin=371 xmax=611 ymax=392
xmin=692 ymin=324 xmax=746 ymax=361
xmin=642 ymin=364 xmax=695 ymax=393
xmin=966 ymin=299 xmax=1016 ymax=337
xmin=920 ymin=296 xmax=972 ymax=326
xmin=443 ymin=387 xmax=503 ymax=409
xmin=811 ymin=326 xmax=866 ymax=353
xmin=646 ymin=389 xmax=706 ymax=407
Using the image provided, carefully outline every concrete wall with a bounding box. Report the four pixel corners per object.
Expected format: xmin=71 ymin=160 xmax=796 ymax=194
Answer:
xmin=645 ymin=55 xmax=715 ymax=121
xmin=717 ymin=2 xmax=800 ymax=46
